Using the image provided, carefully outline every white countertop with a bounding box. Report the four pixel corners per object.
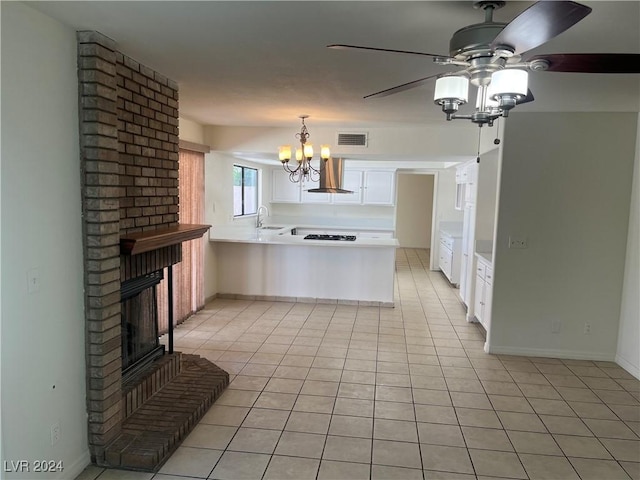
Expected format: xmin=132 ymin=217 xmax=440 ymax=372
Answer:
xmin=210 ymin=224 xmax=398 ymax=248
xmin=439 ymin=222 xmax=463 ymax=238
xmin=476 ymin=251 xmax=493 ymax=264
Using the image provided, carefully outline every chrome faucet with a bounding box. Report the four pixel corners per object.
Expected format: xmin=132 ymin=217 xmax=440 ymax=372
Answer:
xmin=256 ymin=205 xmax=269 ymax=228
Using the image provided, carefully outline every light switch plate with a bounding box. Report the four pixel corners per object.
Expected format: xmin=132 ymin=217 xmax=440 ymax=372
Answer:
xmin=508 ymin=236 xmax=528 ymax=249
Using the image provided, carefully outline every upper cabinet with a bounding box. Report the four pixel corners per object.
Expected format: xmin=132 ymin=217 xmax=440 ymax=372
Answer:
xmin=362 ymin=170 xmax=396 ymax=205
xmin=332 ymin=169 xmax=363 ymax=204
xmin=301 ymin=160 xmax=331 ymax=204
xmin=271 ymin=167 xmax=396 ymax=206
xmin=455 ymin=161 xmax=478 ymax=207
xmin=301 ymin=178 xmax=331 ymax=203
xmin=272 ymin=169 xmax=301 ymax=203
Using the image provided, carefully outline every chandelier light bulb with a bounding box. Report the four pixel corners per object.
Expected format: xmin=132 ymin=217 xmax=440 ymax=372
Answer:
xmin=279 ymin=145 xmax=291 ymax=163
xmin=320 ymin=145 xmax=331 ymax=160
xmin=295 ymin=148 xmax=303 ymax=162
xmin=303 ymin=143 xmax=314 ymax=159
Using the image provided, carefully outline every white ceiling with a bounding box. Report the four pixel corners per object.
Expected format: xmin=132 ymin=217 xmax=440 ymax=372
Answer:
xmin=30 ymin=1 xmax=640 ymax=129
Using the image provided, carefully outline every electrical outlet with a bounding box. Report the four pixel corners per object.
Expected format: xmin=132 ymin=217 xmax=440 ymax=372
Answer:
xmin=27 ymin=268 xmax=41 ymax=293
xmin=584 ymin=323 xmax=592 ymax=335
xmin=551 ymin=320 xmax=562 ymax=333
xmin=508 ymin=236 xmax=528 ymax=249
xmin=50 ymin=422 xmax=61 ymax=445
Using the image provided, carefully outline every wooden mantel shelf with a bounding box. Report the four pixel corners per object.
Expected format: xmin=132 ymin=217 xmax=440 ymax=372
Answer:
xmin=120 ymin=224 xmax=211 ymax=255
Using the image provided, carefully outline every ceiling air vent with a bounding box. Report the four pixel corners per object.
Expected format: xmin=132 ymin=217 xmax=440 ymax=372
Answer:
xmin=337 ymin=132 xmax=368 ymax=147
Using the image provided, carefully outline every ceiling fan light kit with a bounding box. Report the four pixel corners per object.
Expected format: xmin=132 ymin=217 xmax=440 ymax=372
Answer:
xmin=329 ymin=0 xmax=640 ymax=128
xmin=279 ymin=116 xmax=331 ymax=183
xmin=434 ymin=68 xmax=528 ymax=125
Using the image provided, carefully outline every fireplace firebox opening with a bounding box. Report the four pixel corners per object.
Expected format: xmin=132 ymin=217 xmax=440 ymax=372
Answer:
xmin=120 ymin=271 xmax=164 ymax=381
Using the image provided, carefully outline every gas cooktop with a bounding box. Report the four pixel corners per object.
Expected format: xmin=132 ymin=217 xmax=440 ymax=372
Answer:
xmin=304 ymin=234 xmax=356 ymax=241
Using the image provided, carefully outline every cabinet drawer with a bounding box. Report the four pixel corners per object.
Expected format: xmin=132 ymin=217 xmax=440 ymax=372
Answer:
xmin=439 ymin=246 xmax=453 ymax=278
xmin=475 ymin=262 xmax=486 ymax=280
xmin=439 ymin=248 xmax=453 ymax=266
xmin=440 ymin=234 xmax=454 ymax=250
xmin=485 ymin=266 xmax=494 ymax=286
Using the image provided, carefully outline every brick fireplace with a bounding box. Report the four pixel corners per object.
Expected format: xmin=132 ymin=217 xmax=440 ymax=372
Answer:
xmin=77 ymin=31 xmax=228 ymax=470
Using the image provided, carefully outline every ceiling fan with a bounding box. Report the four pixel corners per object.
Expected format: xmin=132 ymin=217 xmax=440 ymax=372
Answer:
xmin=329 ymin=1 xmax=640 ymax=126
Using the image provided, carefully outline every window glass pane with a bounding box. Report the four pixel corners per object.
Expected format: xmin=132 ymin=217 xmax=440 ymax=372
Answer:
xmin=232 ymin=165 xmax=259 ymax=217
xmin=233 ymin=166 xmax=242 ymax=186
xmin=244 ymin=168 xmax=258 ymax=215
xmin=233 ymin=166 xmax=243 ymax=216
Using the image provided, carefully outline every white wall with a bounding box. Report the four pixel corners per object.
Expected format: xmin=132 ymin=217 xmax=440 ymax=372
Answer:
xmin=206 ymin=123 xmax=483 ymax=161
xmin=396 ymin=174 xmax=434 ymax=248
xmin=1 ymin=3 xmax=89 ymax=478
xmin=179 ymin=116 xmax=205 ymax=144
xmin=489 ymin=112 xmax=637 ymax=361
xmin=616 ymin=113 xmax=640 ymax=378
xmin=269 ymin=203 xmax=395 ymax=230
xmin=203 ymin=152 xmax=268 ymax=299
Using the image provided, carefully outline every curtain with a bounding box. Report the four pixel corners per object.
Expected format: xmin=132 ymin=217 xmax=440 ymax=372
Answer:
xmin=157 ymin=148 xmax=205 ymax=334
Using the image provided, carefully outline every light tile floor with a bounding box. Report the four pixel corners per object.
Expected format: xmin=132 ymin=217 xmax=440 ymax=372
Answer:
xmin=77 ymin=248 xmax=639 ymax=480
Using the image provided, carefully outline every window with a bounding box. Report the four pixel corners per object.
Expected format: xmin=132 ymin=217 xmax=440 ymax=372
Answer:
xmin=233 ymin=165 xmax=258 ymax=216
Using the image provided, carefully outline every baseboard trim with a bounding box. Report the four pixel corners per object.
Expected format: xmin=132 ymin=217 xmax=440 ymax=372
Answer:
xmin=614 ymin=354 xmax=640 ymax=380
xmin=216 ymin=293 xmax=394 ymax=308
xmin=486 ymin=344 xmax=616 ymax=362
xmin=204 ymin=293 xmax=218 ymax=304
xmin=53 ymin=450 xmax=90 ymax=480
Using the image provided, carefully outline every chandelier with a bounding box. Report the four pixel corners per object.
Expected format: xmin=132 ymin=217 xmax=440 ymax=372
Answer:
xmin=433 ymin=68 xmax=529 ymax=127
xmin=278 ymin=115 xmax=331 ymax=183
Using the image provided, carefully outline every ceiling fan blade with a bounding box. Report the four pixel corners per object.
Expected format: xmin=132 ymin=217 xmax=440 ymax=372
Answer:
xmin=516 ymin=89 xmax=535 ymax=105
xmin=528 ymin=53 xmax=640 ymax=73
xmin=364 ymin=74 xmax=441 ymax=99
xmin=327 ymin=44 xmax=447 ymax=58
xmin=490 ymin=1 xmax=592 ymax=55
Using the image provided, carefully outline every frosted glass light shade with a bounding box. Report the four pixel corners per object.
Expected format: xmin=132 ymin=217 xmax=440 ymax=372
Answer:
xmin=279 ymin=145 xmax=292 ymax=162
xmin=434 ymin=76 xmax=469 ymax=103
xmin=489 ymin=69 xmax=528 ymax=98
xmin=295 ymin=148 xmax=303 ymax=162
xmin=320 ymin=144 xmax=331 ymax=160
xmin=303 ymin=143 xmax=314 ymax=159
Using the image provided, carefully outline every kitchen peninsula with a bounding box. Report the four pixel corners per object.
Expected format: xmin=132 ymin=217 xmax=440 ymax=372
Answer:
xmin=210 ymin=225 xmax=398 ymax=306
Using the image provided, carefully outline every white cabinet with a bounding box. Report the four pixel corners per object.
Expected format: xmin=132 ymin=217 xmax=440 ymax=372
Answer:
xmin=473 ymin=256 xmax=493 ymax=331
xmin=464 ymin=162 xmax=478 ymax=204
xmin=332 ymin=170 xmax=363 ymax=204
xmin=455 ymin=183 xmax=465 ymax=210
xmin=457 ymin=160 xmax=479 ymax=312
xmin=301 ymin=181 xmax=330 ymax=204
xmin=272 ymin=168 xmax=395 ymax=206
xmin=438 ymin=230 xmax=462 ymax=285
xmin=333 ymin=169 xmax=395 ymax=206
xmin=455 ymin=162 xmax=478 ymax=209
xmin=454 ymin=166 xmax=466 ymax=211
xmin=459 ymin=203 xmax=476 ymax=308
xmin=301 ymin=160 xmax=331 ymax=203
xmin=363 ymin=170 xmax=396 ymax=205
xmin=272 ymin=169 xmax=301 ymax=203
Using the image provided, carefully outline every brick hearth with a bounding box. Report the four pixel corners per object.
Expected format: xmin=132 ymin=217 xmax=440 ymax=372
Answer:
xmin=105 ymin=354 xmax=229 ymax=471
xmin=77 ymin=30 xmax=227 ymax=470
